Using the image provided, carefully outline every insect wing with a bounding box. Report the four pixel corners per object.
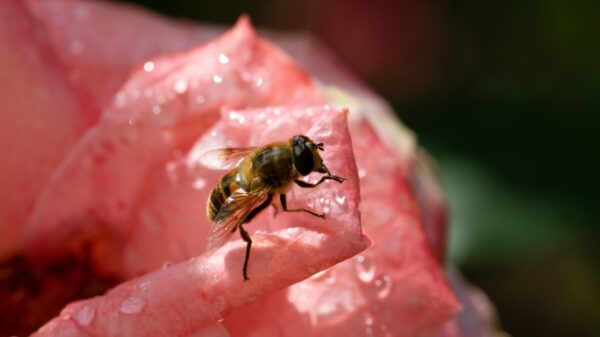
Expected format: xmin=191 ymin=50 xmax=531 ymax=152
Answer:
xmin=206 ymin=186 xmax=271 ymax=251
xmin=197 ymin=147 xmax=256 ymax=170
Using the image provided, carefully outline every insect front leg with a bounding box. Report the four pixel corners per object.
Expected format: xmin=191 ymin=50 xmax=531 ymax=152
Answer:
xmin=294 ymin=174 xmax=346 ymax=188
xmin=279 ymin=194 xmax=325 ymax=219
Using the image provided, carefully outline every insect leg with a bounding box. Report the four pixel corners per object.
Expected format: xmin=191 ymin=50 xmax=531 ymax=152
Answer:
xmin=270 ymin=203 xmax=279 ymax=218
xmin=243 ymin=193 xmax=273 ymax=224
xmin=238 ymin=194 xmax=273 ymax=281
xmin=279 ymin=194 xmax=325 ymax=219
xmin=294 ymin=174 xmax=345 ymax=188
xmin=239 ymin=225 xmax=252 ymax=281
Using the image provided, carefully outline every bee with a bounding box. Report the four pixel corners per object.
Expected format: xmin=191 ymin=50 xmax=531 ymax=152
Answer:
xmin=199 ymin=135 xmax=346 ymax=281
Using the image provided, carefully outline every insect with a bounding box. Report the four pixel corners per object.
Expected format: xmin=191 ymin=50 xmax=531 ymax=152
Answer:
xmin=199 ymin=135 xmax=346 ymax=281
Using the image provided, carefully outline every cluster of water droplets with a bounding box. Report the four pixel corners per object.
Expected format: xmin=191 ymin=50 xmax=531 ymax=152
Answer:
xmin=228 ymin=111 xmax=247 ymax=125
xmin=303 ymin=187 xmax=349 ymax=217
xmin=354 ymin=252 xmax=394 ymax=300
xmin=363 ymin=310 xmax=394 ymax=337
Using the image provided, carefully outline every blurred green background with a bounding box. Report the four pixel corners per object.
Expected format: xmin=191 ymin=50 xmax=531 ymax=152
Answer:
xmin=115 ymin=1 xmax=599 ymax=336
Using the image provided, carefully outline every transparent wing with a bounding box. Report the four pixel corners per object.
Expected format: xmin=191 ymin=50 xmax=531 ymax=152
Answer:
xmin=206 ymin=186 xmax=271 ymax=251
xmin=197 ymin=147 xmax=256 ymax=170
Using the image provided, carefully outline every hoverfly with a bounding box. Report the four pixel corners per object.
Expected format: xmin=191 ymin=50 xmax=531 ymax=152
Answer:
xmin=199 ymin=135 xmax=346 ymax=281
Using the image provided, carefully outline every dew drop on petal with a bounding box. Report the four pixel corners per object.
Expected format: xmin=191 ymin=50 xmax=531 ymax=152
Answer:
xmin=138 ymin=281 xmax=151 ymax=291
xmin=162 ymin=261 xmax=173 ymax=269
xmin=306 ymin=196 xmax=315 ymax=208
xmin=143 ymin=61 xmax=155 ymax=72
xmin=213 ymin=75 xmax=223 ymax=84
xmin=74 ymin=306 xmax=95 ymax=326
xmin=174 ymin=79 xmax=188 ymax=94
xmin=255 ymin=76 xmax=264 ymax=87
xmin=218 ymin=53 xmax=230 ymax=64
xmin=119 ymin=297 xmax=146 ymax=315
xmin=335 ymin=191 xmax=346 ymax=205
xmin=355 ymin=254 xmax=376 ymax=283
xmin=374 ymin=275 xmax=393 ymax=299
xmin=152 ymin=105 xmax=162 ymax=115
xmin=364 ymin=312 xmax=374 ymax=326
xmin=115 ymin=91 xmax=127 ymax=108
xmin=193 ymin=178 xmax=206 ymax=190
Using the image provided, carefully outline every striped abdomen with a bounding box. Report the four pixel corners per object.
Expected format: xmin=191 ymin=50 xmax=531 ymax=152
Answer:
xmin=206 ymin=170 xmax=239 ymax=222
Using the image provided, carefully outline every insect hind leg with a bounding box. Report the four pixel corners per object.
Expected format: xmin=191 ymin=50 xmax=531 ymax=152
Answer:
xmin=239 ymin=193 xmax=273 ymax=281
xmin=239 ymin=225 xmax=252 ymax=281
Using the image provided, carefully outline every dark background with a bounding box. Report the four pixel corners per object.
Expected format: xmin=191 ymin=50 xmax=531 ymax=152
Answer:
xmin=114 ymin=1 xmax=600 ymax=336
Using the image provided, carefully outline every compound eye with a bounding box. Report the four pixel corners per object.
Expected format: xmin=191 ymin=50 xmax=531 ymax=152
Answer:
xmin=293 ymin=142 xmax=314 ymax=176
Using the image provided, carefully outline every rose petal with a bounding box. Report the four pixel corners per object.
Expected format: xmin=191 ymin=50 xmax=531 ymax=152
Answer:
xmin=0 ymin=0 xmax=95 ymax=259
xmin=32 ymin=108 xmax=368 ymax=337
xmin=25 ymin=0 xmax=223 ymax=110
xmin=24 ymin=18 xmax=324 ymax=274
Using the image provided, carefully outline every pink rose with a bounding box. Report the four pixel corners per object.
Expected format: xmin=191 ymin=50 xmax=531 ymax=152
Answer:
xmin=0 ymin=1 xmax=501 ymax=336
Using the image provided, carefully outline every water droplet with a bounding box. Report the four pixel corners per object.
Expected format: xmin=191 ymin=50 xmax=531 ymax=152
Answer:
xmin=61 ymin=313 xmax=72 ymax=321
xmin=138 ymin=281 xmax=151 ymax=291
xmin=196 ymin=95 xmax=205 ymax=104
xmin=355 ymin=254 xmax=376 ymax=283
xmin=358 ymin=168 xmax=367 ymax=179
xmin=364 ymin=312 xmax=374 ymax=326
xmin=374 ymin=275 xmax=393 ymax=299
xmin=128 ymin=119 xmax=136 ymax=126
xmin=162 ymin=261 xmax=173 ymax=269
xmin=306 ymin=196 xmax=315 ymax=208
xmin=228 ymin=111 xmax=246 ymax=124
xmin=322 ymin=206 xmax=330 ymax=214
xmin=335 ymin=192 xmax=346 ymax=205
xmin=365 ymin=326 xmax=374 ymax=336
xmin=119 ymin=297 xmax=146 ymax=315
xmin=74 ymin=305 xmax=95 ymax=326
xmin=213 ymin=75 xmax=223 ymax=84
xmin=152 ymin=105 xmax=162 ymax=115
xmin=174 ymin=79 xmax=188 ymax=94
xmin=255 ymin=77 xmax=264 ymax=87
xmin=266 ymin=118 xmax=273 ymax=125
xmin=193 ymin=178 xmax=206 ymax=190
xmin=143 ymin=61 xmax=155 ymax=72
xmin=115 ymin=91 xmax=127 ymax=108
xmin=218 ymin=53 xmax=230 ymax=64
